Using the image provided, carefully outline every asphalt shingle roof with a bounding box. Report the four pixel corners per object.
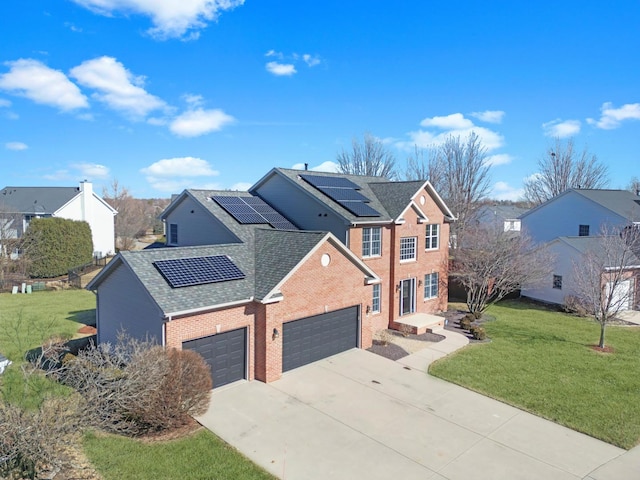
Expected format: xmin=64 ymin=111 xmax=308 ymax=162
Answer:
xmin=572 ymin=189 xmax=640 ymax=221
xmin=0 ymin=186 xmax=79 ymax=214
xmin=557 ymin=236 xmax=640 ymax=268
xmin=368 ymin=181 xmax=426 ymax=220
xmin=476 ymin=205 xmax=529 ymax=224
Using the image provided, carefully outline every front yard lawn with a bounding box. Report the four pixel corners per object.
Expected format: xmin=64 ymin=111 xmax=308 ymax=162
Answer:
xmin=429 ymin=300 xmax=640 ymax=449
xmin=84 ymin=429 xmax=275 ymax=480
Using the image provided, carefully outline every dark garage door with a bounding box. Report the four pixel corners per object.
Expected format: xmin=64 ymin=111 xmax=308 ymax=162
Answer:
xmin=282 ymin=306 xmax=359 ymax=372
xmin=183 ymin=328 xmax=246 ymax=388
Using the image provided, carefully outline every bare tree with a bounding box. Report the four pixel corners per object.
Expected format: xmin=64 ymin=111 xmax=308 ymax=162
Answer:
xmin=102 ymin=179 xmax=145 ymax=251
xmin=453 ymin=225 xmax=553 ymax=314
xmin=627 ymin=176 xmax=640 ymax=195
xmin=570 ymin=226 xmax=640 ymax=349
xmin=337 ymin=132 xmax=397 ymax=179
xmin=524 ymin=138 xmax=609 ymax=206
xmin=406 ymin=132 xmax=491 ymax=247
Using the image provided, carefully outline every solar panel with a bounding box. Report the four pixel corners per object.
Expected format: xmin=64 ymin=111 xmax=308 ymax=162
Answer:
xmin=318 ymin=186 xmax=370 ymax=202
xmin=211 ymin=195 xmax=297 ymax=229
xmin=300 ymin=174 xmax=361 ymax=190
xmin=340 ymin=201 xmax=381 ymax=217
xmin=154 ymin=256 xmax=245 ymax=288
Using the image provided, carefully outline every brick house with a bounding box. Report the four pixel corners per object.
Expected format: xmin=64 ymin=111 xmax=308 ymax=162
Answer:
xmin=89 ymin=169 xmax=454 ymax=388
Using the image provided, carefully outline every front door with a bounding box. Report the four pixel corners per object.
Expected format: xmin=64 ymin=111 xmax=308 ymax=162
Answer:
xmin=400 ymin=278 xmax=416 ymax=316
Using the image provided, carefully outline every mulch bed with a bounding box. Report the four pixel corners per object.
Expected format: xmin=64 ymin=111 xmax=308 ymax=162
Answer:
xmin=442 ymin=309 xmax=491 ymax=344
xmin=367 ymin=341 xmax=410 ymax=360
xmin=77 ymin=325 xmax=97 ymax=335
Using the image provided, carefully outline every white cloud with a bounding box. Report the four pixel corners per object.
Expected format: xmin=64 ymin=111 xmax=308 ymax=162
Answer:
xmin=265 ymin=50 xmax=282 ymax=59
xmin=291 ymin=161 xmax=339 ymax=173
xmin=182 ymin=93 xmax=204 ymax=106
xmin=542 ymin=118 xmax=581 ymax=138
xmin=43 ymin=170 xmax=71 ymax=181
xmin=302 ymin=54 xmax=321 ymax=67
xmin=230 ymin=182 xmax=252 ymax=191
xmin=141 ymin=156 xmax=220 ymax=192
xmin=0 ymin=98 xmax=11 ymax=107
xmin=141 ymin=157 xmax=219 ymax=177
xmin=70 ymin=56 xmax=166 ymax=119
xmin=491 ymin=181 xmax=524 ymax=201
xmin=266 ymin=61 xmax=296 ymax=76
xmin=470 ymin=110 xmax=505 ymax=124
xmin=71 ymin=162 xmax=110 ymax=179
xmin=5 ymin=142 xmax=28 ymax=151
xmin=484 ymin=154 xmax=513 ymax=167
xmin=587 ymin=102 xmax=640 ymax=130
xmin=420 ymin=113 xmax=474 ymax=130
xmin=169 ymin=108 xmax=235 ymax=137
xmin=70 ymin=0 xmax=244 ymax=40
xmin=0 ymin=59 xmax=88 ymax=111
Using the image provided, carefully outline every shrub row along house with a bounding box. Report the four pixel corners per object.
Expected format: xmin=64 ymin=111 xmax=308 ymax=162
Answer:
xmin=521 ymin=188 xmax=640 ymax=311
xmin=88 ymin=168 xmax=455 ymax=387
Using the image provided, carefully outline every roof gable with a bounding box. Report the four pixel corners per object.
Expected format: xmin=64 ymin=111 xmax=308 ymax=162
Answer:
xmin=0 ymin=186 xmax=80 ymax=214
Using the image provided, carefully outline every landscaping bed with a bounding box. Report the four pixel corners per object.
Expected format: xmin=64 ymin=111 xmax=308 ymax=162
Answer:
xmin=368 ymin=329 xmax=444 ymax=360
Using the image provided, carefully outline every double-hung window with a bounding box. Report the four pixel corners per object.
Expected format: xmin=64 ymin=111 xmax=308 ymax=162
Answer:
xmin=424 ymin=272 xmax=439 ymax=299
xmin=400 ymin=237 xmax=417 ymax=261
xmin=425 ymin=224 xmax=440 ymax=250
xmin=579 ymin=225 xmax=590 ymax=236
xmin=553 ymin=275 xmax=563 ymax=290
xmin=169 ymin=223 xmax=178 ymax=245
xmin=362 ymin=227 xmax=381 ymax=257
xmin=372 ymin=284 xmax=381 ymax=313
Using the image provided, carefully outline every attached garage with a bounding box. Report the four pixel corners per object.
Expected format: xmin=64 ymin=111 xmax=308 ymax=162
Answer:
xmin=282 ymin=306 xmax=359 ymax=372
xmin=183 ymin=328 xmax=247 ymax=388
xmin=607 ymin=280 xmax=632 ymax=312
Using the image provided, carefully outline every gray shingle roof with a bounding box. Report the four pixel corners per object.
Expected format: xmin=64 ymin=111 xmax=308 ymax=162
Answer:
xmin=92 ymin=229 xmax=330 ymax=316
xmin=572 ymin=189 xmax=640 ymax=221
xmin=476 ymin=205 xmax=529 ymax=224
xmin=0 ymin=186 xmax=79 ymax=214
xmin=254 ymin=229 xmax=326 ymax=299
xmin=368 ymin=181 xmax=425 ymax=220
xmin=557 ymin=236 xmax=640 ymax=268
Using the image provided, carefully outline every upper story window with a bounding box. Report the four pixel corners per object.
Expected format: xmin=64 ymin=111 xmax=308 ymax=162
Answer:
xmin=553 ymin=275 xmax=563 ymax=290
xmin=579 ymin=225 xmax=590 ymax=236
xmin=424 ymin=272 xmax=439 ymax=299
xmin=169 ymin=223 xmax=178 ymax=245
xmin=400 ymin=237 xmax=417 ymax=262
xmin=425 ymin=224 xmax=440 ymax=250
xmin=362 ymin=227 xmax=381 ymax=257
xmin=372 ymin=284 xmax=381 ymax=313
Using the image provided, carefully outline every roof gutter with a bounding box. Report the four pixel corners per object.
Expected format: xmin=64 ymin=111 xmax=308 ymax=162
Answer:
xmin=163 ymin=297 xmax=254 ymax=320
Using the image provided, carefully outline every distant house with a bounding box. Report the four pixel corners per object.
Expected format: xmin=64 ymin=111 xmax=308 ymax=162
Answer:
xmin=520 ymin=189 xmax=640 ymax=244
xmin=90 ymin=168 xmax=455 ymax=388
xmin=520 ymin=189 xmax=640 ymax=309
xmin=0 ymin=181 xmax=117 ymax=257
xmin=475 ymin=204 xmax=528 ymax=233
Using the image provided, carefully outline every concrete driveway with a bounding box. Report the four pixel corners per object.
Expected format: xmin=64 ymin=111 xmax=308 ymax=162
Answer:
xmin=197 ymin=349 xmax=627 ymax=480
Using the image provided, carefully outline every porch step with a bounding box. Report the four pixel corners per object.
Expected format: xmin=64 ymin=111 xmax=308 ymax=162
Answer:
xmin=393 ymin=313 xmax=445 ymax=335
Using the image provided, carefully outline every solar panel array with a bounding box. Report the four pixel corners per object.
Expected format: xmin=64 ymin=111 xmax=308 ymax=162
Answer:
xmin=299 ymin=174 xmax=381 ymax=217
xmin=154 ymin=255 xmax=245 ymax=288
xmin=212 ymin=195 xmax=297 ymax=230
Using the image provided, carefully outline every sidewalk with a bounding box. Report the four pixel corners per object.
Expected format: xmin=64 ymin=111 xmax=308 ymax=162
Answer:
xmin=396 ymin=328 xmax=469 ymax=371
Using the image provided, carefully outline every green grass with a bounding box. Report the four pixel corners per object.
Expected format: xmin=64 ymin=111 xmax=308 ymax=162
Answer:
xmin=430 ymin=300 xmax=640 ymax=449
xmin=83 ymin=429 xmax=276 ymax=480
xmin=0 ymin=289 xmax=96 ymax=407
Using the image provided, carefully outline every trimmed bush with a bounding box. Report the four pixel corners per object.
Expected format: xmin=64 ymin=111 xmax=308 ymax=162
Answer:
xmin=459 ymin=317 xmax=472 ymax=330
xmin=469 ymin=325 xmax=487 ymax=340
xmin=23 ymin=218 xmax=93 ymax=278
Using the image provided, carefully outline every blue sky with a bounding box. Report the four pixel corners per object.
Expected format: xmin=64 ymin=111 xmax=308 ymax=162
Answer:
xmin=1 ymin=1 xmax=638 ymax=199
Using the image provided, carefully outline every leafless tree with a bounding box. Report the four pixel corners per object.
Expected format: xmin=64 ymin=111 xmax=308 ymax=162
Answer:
xmin=102 ymin=179 xmax=146 ymax=251
xmin=406 ymin=132 xmax=491 ymax=247
xmin=337 ymin=132 xmax=397 ymax=179
xmin=524 ymin=138 xmax=609 ymax=206
xmin=453 ymin=225 xmax=553 ymax=314
xmin=570 ymin=226 xmax=640 ymax=349
xmin=627 ymin=176 xmax=640 ymax=196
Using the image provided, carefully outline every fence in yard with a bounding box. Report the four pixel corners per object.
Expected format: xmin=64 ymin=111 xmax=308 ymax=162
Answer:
xmin=68 ymin=255 xmax=111 ymax=288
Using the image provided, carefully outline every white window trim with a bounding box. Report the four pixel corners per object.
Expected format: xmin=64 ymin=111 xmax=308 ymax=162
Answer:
xmin=372 ymin=284 xmax=381 ymax=314
xmin=399 ymin=278 xmax=416 ymax=316
xmin=400 ymin=237 xmax=417 ymax=262
xmin=425 ymin=224 xmax=440 ymax=251
xmin=424 ymin=272 xmax=439 ymax=300
xmin=362 ymin=226 xmax=382 ymax=258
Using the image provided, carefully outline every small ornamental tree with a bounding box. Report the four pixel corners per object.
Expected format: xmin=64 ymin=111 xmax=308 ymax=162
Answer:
xmin=453 ymin=225 xmax=553 ymax=315
xmin=22 ymin=218 xmax=93 ymax=278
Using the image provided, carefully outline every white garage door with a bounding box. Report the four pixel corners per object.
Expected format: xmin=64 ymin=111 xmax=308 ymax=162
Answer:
xmin=607 ymin=280 xmax=631 ymax=312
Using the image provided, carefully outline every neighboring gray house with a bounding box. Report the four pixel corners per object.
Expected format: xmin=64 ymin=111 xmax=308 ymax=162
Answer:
xmin=0 ymin=181 xmax=117 ymax=256
xmin=521 ymin=189 xmax=640 ymax=244
xmin=475 ymin=204 xmax=528 ymax=233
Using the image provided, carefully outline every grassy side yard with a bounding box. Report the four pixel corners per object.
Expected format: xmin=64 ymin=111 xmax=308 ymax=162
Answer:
xmin=0 ymin=290 xmax=276 ymax=479
xmin=430 ymin=300 xmax=640 ymax=449
xmin=84 ymin=429 xmax=275 ymax=480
